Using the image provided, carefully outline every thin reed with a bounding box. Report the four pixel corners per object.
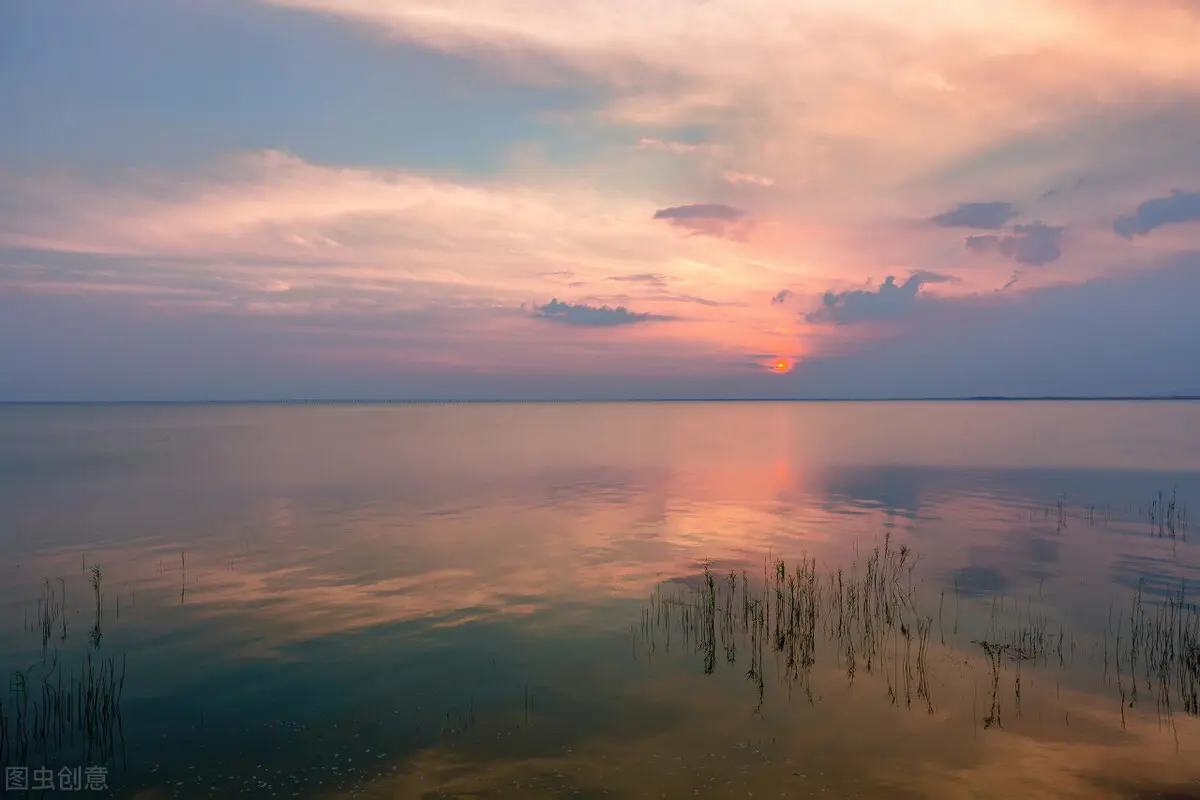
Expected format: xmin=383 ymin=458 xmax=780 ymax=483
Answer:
xmin=1 ymin=652 xmax=126 ymax=764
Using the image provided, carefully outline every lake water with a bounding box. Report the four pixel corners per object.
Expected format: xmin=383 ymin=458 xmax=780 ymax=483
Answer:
xmin=2 ymin=401 xmax=1199 ymax=798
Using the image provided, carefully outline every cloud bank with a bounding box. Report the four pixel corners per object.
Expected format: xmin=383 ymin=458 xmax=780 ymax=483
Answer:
xmin=652 ymin=203 xmax=749 ymax=239
xmin=1113 ymin=190 xmax=1200 ymax=238
xmin=929 ymin=202 xmax=1019 ymax=230
xmin=805 ymin=272 xmax=956 ymax=326
xmin=531 ymin=298 xmax=675 ymax=327
xmin=966 ymin=222 xmax=1065 ymax=266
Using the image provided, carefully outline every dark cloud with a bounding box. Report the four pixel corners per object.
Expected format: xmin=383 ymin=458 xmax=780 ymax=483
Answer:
xmin=653 ymin=203 xmax=744 ymax=221
xmin=928 ymin=202 xmax=1018 ymax=230
xmin=771 ymin=289 xmax=793 ymax=304
xmin=606 ymin=273 xmax=669 ymax=288
xmin=653 ymin=203 xmax=747 ymax=239
xmin=530 ymin=298 xmax=674 ymax=327
xmin=783 ymin=254 xmax=1200 ymax=399
xmin=1113 ymin=190 xmax=1200 ymax=238
xmin=1039 ymin=177 xmax=1088 ymax=201
xmin=717 ymin=358 xmax=777 ymax=371
xmin=805 ymin=272 xmax=956 ymax=326
xmin=966 ymin=222 xmax=1064 ymax=266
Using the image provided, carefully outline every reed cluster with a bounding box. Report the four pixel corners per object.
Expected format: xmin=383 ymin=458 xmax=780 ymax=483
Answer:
xmin=638 ymin=534 xmax=935 ymax=714
xmin=637 ymin=522 xmax=1200 ymax=731
xmin=1 ymin=652 xmax=126 ymax=763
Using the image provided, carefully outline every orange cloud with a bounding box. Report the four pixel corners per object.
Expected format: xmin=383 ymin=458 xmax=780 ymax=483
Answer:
xmin=0 ymin=151 xmax=829 ymax=370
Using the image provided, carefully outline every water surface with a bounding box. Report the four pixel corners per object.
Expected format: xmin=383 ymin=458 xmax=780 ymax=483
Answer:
xmin=2 ymin=401 xmax=1199 ymax=798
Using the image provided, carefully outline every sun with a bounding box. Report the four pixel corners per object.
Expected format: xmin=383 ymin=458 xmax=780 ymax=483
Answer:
xmin=770 ymin=358 xmax=792 ymax=374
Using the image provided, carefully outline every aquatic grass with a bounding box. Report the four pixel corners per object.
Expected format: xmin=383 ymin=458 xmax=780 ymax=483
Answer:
xmin=636 ymin=523 xmax=1200 ymax=732
xmin=636 ymin=534 xmax=930 ymax=714
xmin=972 ymin=640 xmax=1010 ymax=729
xmin=1112 ymin=578 xmax=1200 ymax=721
xmin=1 ymin=652 xmax=126 ymax=764
xmin=88 ymin=565 xmax=104 ymax=650
xmin=89 ymin=565 xmax=102 ymax=613
xmin=1149 ymin=487 xmax=1188 ymax=539
xmin=30 ymin=578 xmax=65 ymax=656
xmin=992 ymin=606 xmax=1056 ymax=664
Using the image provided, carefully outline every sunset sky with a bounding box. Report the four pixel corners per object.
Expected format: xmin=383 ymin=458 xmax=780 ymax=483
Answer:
xmin=2 ymin=0 xmax=1199 ymax=400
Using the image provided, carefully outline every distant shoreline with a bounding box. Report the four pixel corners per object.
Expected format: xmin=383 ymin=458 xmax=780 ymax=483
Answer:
xmin=2 ymin=396 xmax=1199 ymax=405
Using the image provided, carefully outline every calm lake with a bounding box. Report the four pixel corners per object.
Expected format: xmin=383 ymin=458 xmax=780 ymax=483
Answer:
xmin=2 ymin=401 xmax=1200 ymax=798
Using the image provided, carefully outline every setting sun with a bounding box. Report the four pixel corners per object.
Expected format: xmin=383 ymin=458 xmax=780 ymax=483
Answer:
xmin=771 ymin=359 xmax=792 ymax=374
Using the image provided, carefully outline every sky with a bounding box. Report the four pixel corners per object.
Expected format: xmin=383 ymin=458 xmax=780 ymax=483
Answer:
xmin=2 ymin=0 xmax=1199 ymax=400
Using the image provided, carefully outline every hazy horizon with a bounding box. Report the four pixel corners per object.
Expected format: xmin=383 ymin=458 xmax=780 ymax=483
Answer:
xmin=4 ymin=396 xmax=1200 ymax=405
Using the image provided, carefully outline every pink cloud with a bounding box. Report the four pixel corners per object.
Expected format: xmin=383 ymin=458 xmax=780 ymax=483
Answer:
xmin=0 ymin=151 xmax=824 ymax=372
xmin=262 ymin=0 xmax=1200 ymax=192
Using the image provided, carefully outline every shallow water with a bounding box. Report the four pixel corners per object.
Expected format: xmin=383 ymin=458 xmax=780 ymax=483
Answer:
xmin=2 ymin=401 xmax=1199 ymax=798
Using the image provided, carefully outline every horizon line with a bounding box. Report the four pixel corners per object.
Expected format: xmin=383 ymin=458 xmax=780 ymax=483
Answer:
xmin=2 ymin=395 xmax=1199 ymax=405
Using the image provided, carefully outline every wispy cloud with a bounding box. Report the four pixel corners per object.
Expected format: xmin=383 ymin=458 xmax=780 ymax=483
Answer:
xmin=647 ymin=293 xmax=741 ymax=307
xmin=0 ymin=150 xmax=800 ymax=370
xmin=653 ymin=204 xmax=744 ymax=221
xmin=723 ymin=171 xmax=775 ymax=187
xmin=1113 ymin=190 xmax=1200 ymax=238
xmin=771 ymin=289 xmax=793 ymax=304
xmin=531 ymin=298 xmax=675 ymax=326
xmin=606 ymin=273 xmax=670 ymax=287
xmin=636 ymin=137 xmax=704 ymax=154
xmin=0 ymin=150 xmax=690 ymax=308
xmin=263 ymin=0 xmax=1200 ymax=193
